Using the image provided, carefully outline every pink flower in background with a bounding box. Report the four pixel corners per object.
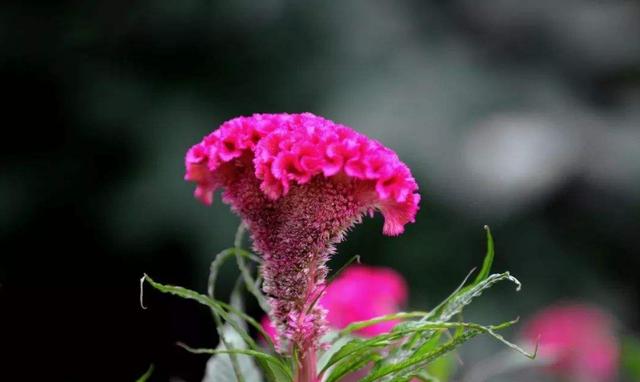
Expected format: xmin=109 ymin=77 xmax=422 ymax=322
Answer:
xmin=261 ymin=265 xmax=408 ymax=342
xmin=261 ymin=315 xmax=279 ymax=344
xmin=322 ymin=265 xmax=408 ymax=337
xmin=522 ymin=303 xmax=619 ymax=381
xmin=185 ymin=113 xmax=419 ymax=380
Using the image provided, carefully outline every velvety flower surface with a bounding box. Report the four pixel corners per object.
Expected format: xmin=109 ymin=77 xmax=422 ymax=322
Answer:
xmin=185 ymin=113 xmax=419 ymax=236
xmin=522 ymin=303 xmax=619 ymax=381
xmin=185 ymin=113 xmax=419 ymax=362
xmin=261 ymin=264 xmax=408 ymax=342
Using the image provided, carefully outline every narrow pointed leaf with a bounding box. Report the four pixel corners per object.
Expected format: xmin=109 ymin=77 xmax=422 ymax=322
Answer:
xmin=441 ymin=272 xmax=521 ymax=322
xmin=337 ymin=311 xmax=429 ymax=338
xmin=472 ymin=225 xmax=494 ymax=286
xmin=327 ymin=254 xmax=361 ymax=283
xmin=325 ymin=352 xmax=381 ymax=382
xmin=360 ymin=330 xmax=480 ymax=382
xmin=135 ymin=364 xmax=154 ymax=382
xmin=141 ymin=275 xmax=282 ymax=381
xmin=179 ymin=343 xmax=293 ymax=381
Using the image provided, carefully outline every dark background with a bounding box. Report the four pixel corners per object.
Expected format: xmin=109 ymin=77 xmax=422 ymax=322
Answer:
xmin=1 ymin=1 xmax=639 ymax=380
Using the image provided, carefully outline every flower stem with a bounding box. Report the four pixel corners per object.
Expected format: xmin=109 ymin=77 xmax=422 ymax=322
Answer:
xmin=296 ymin=348 xmax=318 ymax=382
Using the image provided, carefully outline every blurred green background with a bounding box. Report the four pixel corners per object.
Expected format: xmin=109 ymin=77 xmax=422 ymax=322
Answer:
xmin=1 ymin=0 xmax=639 ymax=380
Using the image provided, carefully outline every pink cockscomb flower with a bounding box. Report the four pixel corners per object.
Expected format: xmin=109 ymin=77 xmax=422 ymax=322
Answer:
xmin=522 ymin=303 xmax=619 ymax=382
xmin=261 ymin=264 xmax=408 ymax=342
xmin=185 ymin=113 xmax=419 ymax=379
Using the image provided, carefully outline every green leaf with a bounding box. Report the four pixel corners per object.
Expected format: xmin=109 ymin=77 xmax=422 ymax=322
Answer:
xmin=360 ymin=330 xmax=480 ymax=382
xmin=324 ymin=319 xmax=530 ymax=378
xmin=135 ymin=364 xmax=154 ymax=382
xmin=348 ymin=319 xmax=531 ymax=382
xmin=373 ymin=228 xmax=527 ymax=380
xmin=204 ymin=230 xmax=271 ymax=381
xmin=415 ymin=320 xmax=531 ymax=357
xmin=201 ymin=322 xmax=264 ymax=382
xmin=622 ymin=336 xmax=640 ymax=380
xmin=440 ymin=272 xmax=521 ymax=322
xmin=232 ymin=223 xmax=270 ymax=313
xmin=325 ymin=351 xmax=381 ymax=382
xmin=234 ymin=222 xmax=247 ymax=249
xmin=210 ymin=277 xmax=252 ymax=382
xmin=216 ymin=299 xmax=277 ymax=353
xmin=471 ymin=225 xmax=494 ymax=286
xmin=235 ymin=248 xmax=270 ymax=313
xmin=142 ymin=274 xmax=254 ymax=346
xmin=321 ymin=337 xmax=390 ymax=374
xmin=327 ymin=254 xmax=361 ymax=283
xmin=400 ymin=370 xmax=440 ymax=382
xmin=143 ymin=273 xmax=249 ymax=381
xmin=395 ymin=332 xmax=446 ymax=382
xmin=204 ymin=248 xmax=274 ymax=348
xmin=400 ymin=268 xmax=475 ymax=357
xmin=208 ymin=248 xmax=238 ymax=299
xmin=317 ymin=334 xmax=351 ymax=372
xmin=426 ymin=353 xmax=455 ymax=382
xmin=141 ymin=274 xmax=285 ymax=382
xmin=398 ymin=270 xmax=517 ymax=362
xmin=412 ymin=330 xmax=443 ymax=358
xmin=419 ymin=226 xmax=495 ymax=325
xmin=179 ymin=343 xmax=292 ymax=381
xmin=422 ymin=268 xmax=477 ymax=323
xmin=304 ymin=254 xmax=364 ymax=316
xmin=337 ymin=311 xmax=429 ymax=338
xmin=372 ymin=318 xmax=529 ymax=382
xmin=211 ymin=277 xmax=245 ymax=382
xmin=229 ymin=276 xmax=246 ymax=324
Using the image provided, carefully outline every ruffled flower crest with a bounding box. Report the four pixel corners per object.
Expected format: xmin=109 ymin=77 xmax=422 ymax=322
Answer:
xmin=186 ymin=113 xmax=419 ymax=236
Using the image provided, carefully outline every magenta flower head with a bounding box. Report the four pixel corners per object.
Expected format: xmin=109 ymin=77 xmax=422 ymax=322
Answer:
xmin=261 ymin=264 xmax=408 ymax=342
xmin=185 ymin=113 xmax=419 ymax=362
xmin=522 ymin=303 xmax=619 ymax=381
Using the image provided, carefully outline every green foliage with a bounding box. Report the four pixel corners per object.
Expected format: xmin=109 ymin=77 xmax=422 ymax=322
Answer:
xmin=233 ymin=223 xmax=270 ymax=313
xmin=622 ymin=336 xmax=640 ymax=380
xmin=324 ymin=351 xmax=381 ymax=382
xmin=327 ymin=254 xmax=361 ymax=283
xmin=320 ymin=226 xmax=535 ymax=381
xmin=472 ymin=226 xmax=495 ymax=286
xmin=141 ymin=224 xmax=286 ymax=381
xmin=199 ymin=278 xmax=264 ymax=382
xmin=424 ymin=353 xmax=455 ymax=381
xmin=135 ymin=364 xmax=154 ymax=382
xmin=141 ymin=225 xmax=535 ymax=381
xmin=142 ymin=274 xmax=289 ymax=381
xmin=180 ymin=343 xmax=291 ymax=380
